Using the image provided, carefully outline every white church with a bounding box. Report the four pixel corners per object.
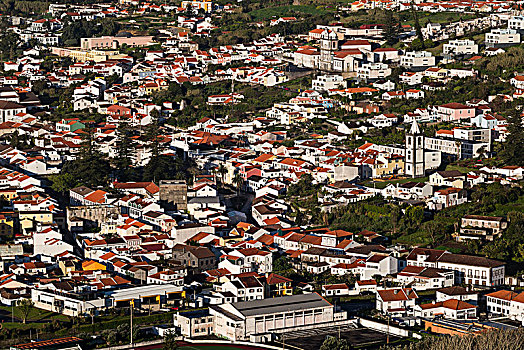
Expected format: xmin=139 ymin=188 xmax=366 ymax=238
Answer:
xmin=294 ymin=29 xmax=361 ymax=72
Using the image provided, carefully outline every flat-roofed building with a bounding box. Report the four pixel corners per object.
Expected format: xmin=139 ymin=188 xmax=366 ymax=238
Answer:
xmin=443 ymin=39 xmax=479 ymax=56
xmin=174 ymin=309 xmax=214 ymax=338
xmin=400 ymin=51 xmax=435 ymax=69
xmin=458 ymin=215 xmax=507 ymax=242
xmin=485 ymin=29 xmax=520 ymax=48
xmin=81 ymin=36 xmax=154 ymax=50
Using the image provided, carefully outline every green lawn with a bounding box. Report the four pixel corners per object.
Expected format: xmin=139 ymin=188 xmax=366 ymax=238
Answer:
xmin=341 ymin=10 xmax=479 ymax=28
xmin=403 ymin=12 xmax=479 ymax=27
xmin=445 ymin=164 xmax=476 ymax=173
xmin=249 ymin=5 xmax=330 ymax=21
xmin=426 ymin=42 xmax=444 ymax=56
xmin=0 ymin=305 xmax=69 ymax=325
xmin=395 ymin=230 xmax=433 ymax=246
xmin=362 ymin=176 xmax=429 ymax=189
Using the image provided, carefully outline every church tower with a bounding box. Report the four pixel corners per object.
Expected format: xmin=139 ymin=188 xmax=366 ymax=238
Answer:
xmin=319 ymin=29 xmax=338 ymax=71
xmin=405 ymin=120 xmax=425 ymax=178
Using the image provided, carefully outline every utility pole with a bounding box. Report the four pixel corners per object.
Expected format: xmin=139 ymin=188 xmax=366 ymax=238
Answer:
xmin=130 ymin=301 xmax=134 ymax=346
xmin=387 ymin=315 xmax=390 ymax=344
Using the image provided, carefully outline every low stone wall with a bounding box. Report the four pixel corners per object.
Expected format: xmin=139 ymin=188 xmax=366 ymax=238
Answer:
xmin=188 ymin=339 xmax=282 ymax=349
xmin=358 ymin=317 xmax=422 ymax=339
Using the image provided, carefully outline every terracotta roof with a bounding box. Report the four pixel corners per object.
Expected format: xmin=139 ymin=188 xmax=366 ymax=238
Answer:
xmin=420 ymin=299 xmax=476 ymax=311
xmin=378 ymin=288 xmax=418 ymax=302
xmin=266 ymin=273 xmax=291 ymax=285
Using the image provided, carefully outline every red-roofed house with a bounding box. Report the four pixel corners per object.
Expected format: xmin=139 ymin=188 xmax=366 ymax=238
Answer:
xmin=437 ymin=103 xmax=475 ymax=122
xmin=414 ymin=299 xmax=477 ymax=319
xmin=376 ymin=288 xmax=418 ymax=315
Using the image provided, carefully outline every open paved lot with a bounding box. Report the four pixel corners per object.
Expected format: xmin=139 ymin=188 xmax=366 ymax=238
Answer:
xmin=280 ymin=327 xmax=400 ymax=350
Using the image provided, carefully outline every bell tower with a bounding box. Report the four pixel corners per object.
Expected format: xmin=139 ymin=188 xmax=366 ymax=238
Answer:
xmin=405 ymin=120 xmax=425 ymax=177
xmin=319 ymin=29 xmax=337 ymax=71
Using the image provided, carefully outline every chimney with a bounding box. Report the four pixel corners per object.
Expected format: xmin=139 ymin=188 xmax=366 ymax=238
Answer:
xmin=394 ymin=290 xmax=399 ymax=295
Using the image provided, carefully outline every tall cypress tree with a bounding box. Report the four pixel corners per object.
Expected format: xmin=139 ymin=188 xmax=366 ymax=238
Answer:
xmin=383 ymin=10 xmax=399 ymax=46
xmin=411 ymin=1 xmax=425 ymax=49
xmin=114 ymin=123 xmax=136 ymax=182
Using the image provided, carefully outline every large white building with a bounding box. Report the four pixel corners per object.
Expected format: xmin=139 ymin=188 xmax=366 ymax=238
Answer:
xmin=508 ymin=16 xmax=524 ymax=34
xmin=0 ymin=101 xmax=27 ymax=123
xmin=414 ymin=299 xmax=477 ymax=320
xmin=294 ymin=30 xmax=360 ymax=72
xmin=210 ymin=293 xmax=346 ymax=342
xmin=312 ymin=74 xmax=346 ymax=91
xmin=486 ymin=290 xmax=524 ymax=321
xmin=406 ymin=248 xmax=505 ymax=286
xmin=485 ymin=29 xmax=521 ymax=48
xmin=357 ymin=63 xmax=391 ymax=80
xmin=400 ymin=51 xmax=435 ymax=68
xmin=443 ymin=39 xmax=479 ymax=56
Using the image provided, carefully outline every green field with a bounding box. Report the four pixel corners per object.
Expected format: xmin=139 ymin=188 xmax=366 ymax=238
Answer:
xmin=249 ymin=5 xmax=330 ymax=21
xmin=362 ymin=176 xmax=429 ymax=189
xmin=403 ymin=12 xmax=478 ymax=26
xmin=341 ymin=10 xmax=479 ymax=28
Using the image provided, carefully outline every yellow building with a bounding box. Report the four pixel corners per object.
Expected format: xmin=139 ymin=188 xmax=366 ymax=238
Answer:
xmin=139 ymin=80 xmax=168 ymax=95
xmin=0 ymin=189 xmax=17 ymax=201
xmin=82 ymin=260 xmax=106 ymax=271
xmin=18 ymin=211 xmax=53 ymax=233
xmin=181 ymin=0 xmax=213 ymax=13
xmin=374 ymin=155 xmax=405 ymax=177
xmin=0 ymin=213 xmax=14 ymax=237
xmin=266 ymin=273 xmax=293 ymax=297
xmin=59 ymin=258 xmax=80 ymax=275
xmin=425 ymin=67 xmax=448 ymax=79
xmin=51 ymin=47 xmax=127 ymax=62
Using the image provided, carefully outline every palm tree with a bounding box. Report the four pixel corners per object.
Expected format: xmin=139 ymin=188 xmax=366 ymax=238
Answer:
xmin=232 ymin=173 xmax=244 ymax=196
xmin=217 ymin=164 xmax=227 ymax=186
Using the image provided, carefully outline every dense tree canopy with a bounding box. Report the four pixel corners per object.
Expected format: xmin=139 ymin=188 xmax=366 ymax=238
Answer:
xmin=390 ymin=327 xmax=524 ymax=350
xmin=499 ymin=111 xmax=524 ymax=166
xmin=61 ymin=18 xmax=121 ymax=46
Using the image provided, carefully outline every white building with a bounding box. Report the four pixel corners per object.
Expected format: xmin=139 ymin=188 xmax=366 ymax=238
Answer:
xmin=508 ymin=16 xmax=524 ymax=34
xmin=32 ymin=289 xmax=106 ymax=317
xmin=436 ymin=286 xmax=478 ymax=303
xmin=486 ymin=290 xmax=524 ymax=321
xmin=376 ymin=288 xmax=418 ymax=315
xmin=395 ymin=266 xmax=454 ymax=290
xmin=174 ymin=310 xmax=214 ymax=338
xmin=510 ymin=75 xmax=524 ymax=90
xmin=443 ymin=39 xmax=479 ymax=56
xmin=406 ymin=248 xmax=505 ymax=286
xmin=0 ymin=101 xmax=27 ymax=123
xmin=414 ymin=299 xmax=477 ymax=320
xmin=357 ymin=63 xmax=391 ymax=80
xmin=312 ymin=74 xmax=346 ymax=91
xmin=400 ymin=51 xmax=435 ymax=68
xmin=322 ymin=283 xmax=352 ymax=297
xmin=485 ymin=29 xmax=520 ymax=48
xmin=210 ymin=293 xmax=344 ymax=342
